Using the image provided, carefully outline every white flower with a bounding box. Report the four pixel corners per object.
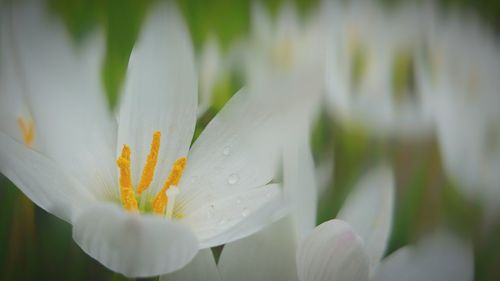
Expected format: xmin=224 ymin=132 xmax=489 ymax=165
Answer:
xmin=296 ymin=167 xmax=474 ymax=281
xmin=244 ymin=2 xmax=325 ymax=88
xmin=324 ymin=1 xmax=435 ymax=138
xmin=421 ymin=9 xmax=500 ymax=221
xmin=0 ymin=1 xmax=312 ymax=277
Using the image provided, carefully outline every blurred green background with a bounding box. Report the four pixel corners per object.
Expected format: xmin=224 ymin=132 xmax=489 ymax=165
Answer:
xmin=1 ymin=0 xmax=500 ymax=280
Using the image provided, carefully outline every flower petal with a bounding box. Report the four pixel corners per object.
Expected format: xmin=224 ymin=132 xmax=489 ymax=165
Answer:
xmin=0 ymin=8 xmax=32 ymax=143
xmin=296 ymin=219 xmax=370 ymax=281
xmin=8 ymin=1 xmax=117 ymax=199
xmin=251 ymin=2 xmax=273 ymax=42
xmin=337 ymin=165 xmax=395 ymax=273
xmin=72 ymin=203 xmax=199 ymax=278
xmin=218 ymin=217 xmax=299 ymax=281
xmin=180 ymin=184 xmax=286 ymax=248
xmin=283 ymin=135 xmax=318 ymax=240
xmin=0 ymin=131 xmax=93 ymax=223
xmin=180 ymin=77 xmax=317 ymax=210
xmin=117 ymin=2 xmax=197 ymax=196
xmin=198 ymin=36 xmax=222 ymax=117
xmin=374 ymin=230 xmax=474 ymax=281
xmin=160 ymin=249 xmax=221 ymax=281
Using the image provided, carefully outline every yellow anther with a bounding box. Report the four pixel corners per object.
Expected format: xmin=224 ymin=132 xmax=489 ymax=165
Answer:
xmin=17 ymin=117 xmax=35 ymax=147
xmin=137 ymin=131 xmax=161 ymax=195
xmin=117 ymin=145 xmax=138 ymax=211
xmin=152 ymin=157 xmax=187 ymax=215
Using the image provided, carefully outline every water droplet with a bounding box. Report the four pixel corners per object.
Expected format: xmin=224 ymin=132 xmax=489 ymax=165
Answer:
xmin=189 ymin=176 xmax=198 ymax=184
xmin=228 ymin=174 xmax=239 ymax=185
xmin=222 ymin=146 xmax=231 ymax=156
xmin=207 ymin=208 xmax=215 ymax=219
xmin=241 ymin=208 xmax=249 ymax=217
xmin=219 ymin=218 xmax=227 ymax=225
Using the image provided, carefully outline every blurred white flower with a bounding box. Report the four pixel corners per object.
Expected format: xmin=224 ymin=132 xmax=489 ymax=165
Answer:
xmin=421 ymin=10 xmax=500 ymax=221
xmin=296 ymin=167 xmax=474 ymax=281
xmin=244 ymin=2 xmax=325 ymax=89
xmin=0 ymin=1 xmax=314 ymax=277
xmin=197 ymin=35 xmax=223 ymax=117
xmin=324 ymin=1 xmax=435 ymax=138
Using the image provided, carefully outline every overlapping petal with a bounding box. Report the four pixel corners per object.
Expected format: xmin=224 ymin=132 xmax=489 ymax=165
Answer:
xmin=374 ymin=230 xmax=474 ymax=281
xmin=218 ymin=218 xmax=299 ymax=281
xmin=296 ymin=219 xmax=370 ymax=281
xmin=337 ymin=165 xmax=395 ymax=273
xmin=72 ymin=203 xmax=199 ymax=278
xmin=0 ymin=131 xmax=93 ymax=222
xmin=161 ymin=249 xmax=221 ymax=281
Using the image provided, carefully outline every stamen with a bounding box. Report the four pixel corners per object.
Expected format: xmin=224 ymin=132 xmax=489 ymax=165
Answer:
xmin=17 ymin=117 xmax=35 ymax=146
xmin=165 ymin=186 xmax=180 ymax=219
xmin=137 ymin=131 xmax=161 ymax=195
xmin=152 ymin=157 xmax=187 ymax=215
xmin=116 ymin=145 xmax=138 ymax=211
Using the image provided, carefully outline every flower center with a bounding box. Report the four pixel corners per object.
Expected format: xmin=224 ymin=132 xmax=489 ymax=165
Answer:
xmin=116 ymin=131 xmax=187 ymax=218
xmin=272 ymin=37 xmax=295 ymax=70
xmin=17 ymin=116 xmax=35 ymax=147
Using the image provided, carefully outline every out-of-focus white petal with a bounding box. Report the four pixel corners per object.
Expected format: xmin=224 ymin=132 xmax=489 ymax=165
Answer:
xmin=117 ymin=3 xmax=197 ymax=196
xmin=435 ymin=95 xmax=500 ymax=218
xmin=0 ymin=7 xmax=33 ymax=143
xmin=160 ymin=249 xmax=221 ymax=281
xmin=374 ymin=230 xmax=474 ymax=281
xmin=337 ymin=166 xmax=395 ymax=273
xmin=181 ymin=184 xmax=286 ymax=248
xmin=284 ymin=135 xmax=318 ymax=240
xmin=72 ymin=203 xmax=199 ymax=278
xmin=0 ymin=131 xmax=93 ymax=222
xmin=296 ymin=219 xmax=370 ymax=281
xmin=218 ymin=217 xmax=299 ymax=281
xmin=198 ymin=36 xmax=222 ymax=117
xmin=251 ymin=2 xmax=273 ymax=42
xmin=8 ymin=1 xmax=117 ymax=199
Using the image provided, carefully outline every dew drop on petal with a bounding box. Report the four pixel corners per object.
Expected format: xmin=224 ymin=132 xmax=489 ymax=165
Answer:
xmin=241 ymin=208 xmax=249 ymax=217
xmin=222 ymin=146 xmax=231 ymax=156
xmin=228 ymin=173 xmax=239 ymax=185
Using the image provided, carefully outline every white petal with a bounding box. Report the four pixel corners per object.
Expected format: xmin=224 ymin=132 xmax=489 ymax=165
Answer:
xmin=179 ymin=78 xmax=315 ymax=246
xmin=0 ymin=131 xmax=93 ymax=223
xmin=283 ymin=135 xmax=318 ymax=240
xmin=198 ymin=36 xmax=222 ymax=117
xmin=72 ymin=203 xmax=199 ymax=278
xmin=337 ymin=165 xmax=395 ymax=273
xmin=160 ymin=249 xmax=221 ymax=281
xmin=180 ymin=77 xmax=318 ymax=210
xmin=0 ymin=7 xmax=32 ymax=142
xmin=117 ymin=2 xmax=197 ymax=196
xmin=296 ymin=219 xmax=370 ymax=281
xmin=180 ymin=184 xmax=286 ymax=248
xmin=9 ymin=1 xmax=117 ymax=199
xmin=251 ymin=2 xmax=273 ymax=42
xmin=218 ymin=217 xmax=299 ymax=281
xmin=374 ymin=230 xmax=474 ymax=281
